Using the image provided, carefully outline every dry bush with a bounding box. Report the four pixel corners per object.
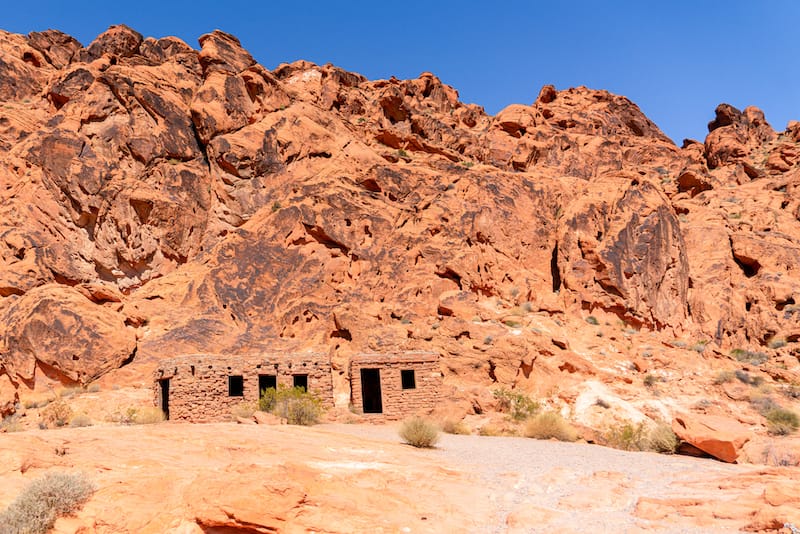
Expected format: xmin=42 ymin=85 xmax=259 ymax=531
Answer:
xmin=115 ymin=406 xmax=165 ymax=425
xmin=40 ymin=400 xmax=72 ymax=428
xmin=713 ymin=370 xmax=734 ymax=384
xmin=68 ymin=414 xmax=92 ymax=428
xmin=604 ymin=421 xmax=677 ymax=453
xmin=440 ymin=419 xmax=470 ymax=435
xmin=230 ymin=401 xmax=258 ymax=420
xmin=477 ymin=424 xmax=503 ymax=437
xmin=523 ymin=411 xmax=578 ymax=442
xmin=0 ymin=472 xmax=95 ymax=534
xmin=765 ymin=408 xmax=800 ymax=435
xmin=399 ymin=417 xmax=440 ymax=448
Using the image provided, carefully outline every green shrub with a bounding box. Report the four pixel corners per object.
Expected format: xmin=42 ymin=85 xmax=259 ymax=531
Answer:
xmin=259 ymin=386 xmax=322 ymax=426
xmin=493 ymin=388 xmax=540 ymax=421
xmin=399 ymin=417 xmax=440 ymax=448
xmin=586 ymin=316 xmax=599 ymax=325
xmin=523 ymin=411 xmax=578 ymax=442
xmin=765 ymin=408 xmax=800 ymax=435
xmin=604 ymin=421 xmax=678 ymax=453
xmin=0 ymin=472 xmax=95 ymax=534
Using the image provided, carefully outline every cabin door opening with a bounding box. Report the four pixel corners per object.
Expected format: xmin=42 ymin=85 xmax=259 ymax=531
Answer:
xmin=159 ymin=379 xmax=170 ymax=420
xmin=360 ymin=368 xmax=382 ymax=414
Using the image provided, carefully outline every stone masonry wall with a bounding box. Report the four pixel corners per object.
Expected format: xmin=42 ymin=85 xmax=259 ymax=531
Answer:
xmin=154 ymin=353 xmax=332 ymax=422
xmin=350 ymin=352 xmax=442 ymax=420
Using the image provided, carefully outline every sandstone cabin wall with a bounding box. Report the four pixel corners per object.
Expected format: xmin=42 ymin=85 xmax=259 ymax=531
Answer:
xmin=350 ymin=352 xmax=442 ymax=420
xmin=153 ymin=351 xmax=442 ymax=422
xmin=154 ymin=353 xmax=333 ymax=422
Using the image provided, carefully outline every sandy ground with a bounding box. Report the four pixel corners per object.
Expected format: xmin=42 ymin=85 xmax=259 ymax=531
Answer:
xmin=0 ymin=421 xmax=797 ymax=533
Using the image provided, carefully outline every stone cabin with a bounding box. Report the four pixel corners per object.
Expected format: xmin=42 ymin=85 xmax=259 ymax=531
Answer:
xmin=153 ymin=351 xmax=441 ymax=422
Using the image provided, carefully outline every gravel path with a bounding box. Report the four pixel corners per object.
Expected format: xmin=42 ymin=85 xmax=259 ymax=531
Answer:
xmin=319 ymin=423 xmax=752 ymax=533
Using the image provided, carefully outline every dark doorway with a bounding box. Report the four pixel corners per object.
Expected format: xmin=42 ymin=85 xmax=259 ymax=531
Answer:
xmin=159 ymin=379 xmax=170 ymax=420
xmin=293 ymin=374 xmax=308 ymax=392
xmin=259 ymin=374 xmax=277 ymax=395
xmin=360 ymin=368 xmax=382 ymax=414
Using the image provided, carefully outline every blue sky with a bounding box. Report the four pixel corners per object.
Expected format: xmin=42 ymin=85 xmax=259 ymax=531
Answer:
xmin=3 ymin=1 xmax=798 ymax=143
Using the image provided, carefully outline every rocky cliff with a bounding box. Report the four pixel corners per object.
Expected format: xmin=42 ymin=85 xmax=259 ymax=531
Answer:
xmin=1 ymin=25 xmax=799 ymax=427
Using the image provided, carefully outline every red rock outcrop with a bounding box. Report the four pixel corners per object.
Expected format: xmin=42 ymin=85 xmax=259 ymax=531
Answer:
xmin=0 ymin=26 xmax=799 ymax=438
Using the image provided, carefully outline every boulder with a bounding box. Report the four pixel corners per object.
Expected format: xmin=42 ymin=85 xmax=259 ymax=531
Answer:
xmin=672 ymin=413 xmax=752 ymax=463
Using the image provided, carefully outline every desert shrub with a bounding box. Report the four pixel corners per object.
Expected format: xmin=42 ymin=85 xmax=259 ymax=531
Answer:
xmin=477 ymin=424 xmax=503 ymax=437
xmin=40 ymin=400 xmax=72 ymax=428
xmin=714 ymin=370 xmax=735 ymax=384
xmin=1 ymin=414 xmax=23 ymax=433
xmin=735 ymin=369 xmax=763 ymax=386
xmin=23 ymin=398 xmax=51 ymax=410
xmin=644 ymin=422 xmax=678 ymax=453
xmin=399 ymin=417 xmax=439 ymax=448
xmin=765 ymin=408 xmax=800 ymax=435
xmin=768 ymin=337 xmax=787 ymax=350
xmin=0 ymin=472 xmax=95 ymax=534
xmin=259 ymin=386 xmax=322 ymax=426
xmin=126 ymin=406 xmax=165 ymax=425
xmin=605 ymin=421 xmax=678 ymax=453
xmin=68 ymin=414 xmax=92 ymax=428
xmin=86 ymin=384 xmax=101 ymax=393
xmin=493 ymin=388 xmax=540 ymax=421
xmin=523 ymin=411 xmax=578 ymax=442
xmin=440 ymin=419 xmax=470 ymax=435
xmin=585 ymin=316 xmax=599 ymax=325
xmin=58 ymin=387 xmax=83 ymax=399
xmin=230 ymin=401 xmax=258 ymax=420
xmin=643 ymin=373 xmax=659 ymax=387
xmin=731 ymin=349 xmax=768 ymax=365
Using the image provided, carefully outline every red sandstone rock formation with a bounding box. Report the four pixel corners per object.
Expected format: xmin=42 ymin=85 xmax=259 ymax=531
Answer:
xmin=0 ymin=25 xmax=798 ymax=453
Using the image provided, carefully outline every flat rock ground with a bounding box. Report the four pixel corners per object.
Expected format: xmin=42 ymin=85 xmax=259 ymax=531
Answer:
xmin=2 ymin=421 xmax=797 ymax=533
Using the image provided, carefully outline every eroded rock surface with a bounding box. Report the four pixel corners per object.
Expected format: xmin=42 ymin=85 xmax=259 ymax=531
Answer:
xmin=0 ymin=26 xmax=799 ymax=445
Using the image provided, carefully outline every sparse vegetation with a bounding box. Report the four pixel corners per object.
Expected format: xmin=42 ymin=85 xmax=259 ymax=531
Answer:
xmin=0 ymin=472 xmax=95 ymax=534
xmin=765 ymin=408 xmax=800 ymax=435
xmin=493 ymin=388 xmax=540 ymax=421
xmin=768 ymin=337 xmax=787 ymax=349
xmin=585 ymin=316 xmax=599 ymax=325
xmin=230 ymin=401 xmax=258 ymax=420
xmin=440 ymin=419 xmax=470 ymax=435
xmin=714 ymin=370 xmax=735 ymax=384
xmin=735 ymin=369 xmax=764 ymax=386
xmin=259 ymin=386 xmax=322 ymax=425
xmin=68 ymin=414 xmax=92 ymax=428
xmin=604 ymin=421 xmax=677 ymax=453
xmin=397 ymin=149 xmax=409 ymax=158
xmin=1 ymin=414 xmax=23 ymax=433
xmin=40 ymin=400 xmax=72 ymax=428
xmin=271 ymin=201 xmax=281 ymax=212
xmin=731 ymin=348 xmax=768 ymax=365
xmin=399 ymin=417 xmax=440 ymax=448
xmin=503 ymin=319 xmax=522 ymax=328
xmin=643 ymin=373 xmax=660 ymax=387
xmin=523 ymin=411 xmax=578 ymax=442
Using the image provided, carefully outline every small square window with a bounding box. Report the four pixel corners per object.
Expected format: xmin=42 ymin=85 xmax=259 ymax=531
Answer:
xmin=293 ymin=374 xmax=308 ymax=392
xmin=401 ymin=369 xmax=416 ymax=389
xmin=228 ymin=375 xmax=244 ymax=397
